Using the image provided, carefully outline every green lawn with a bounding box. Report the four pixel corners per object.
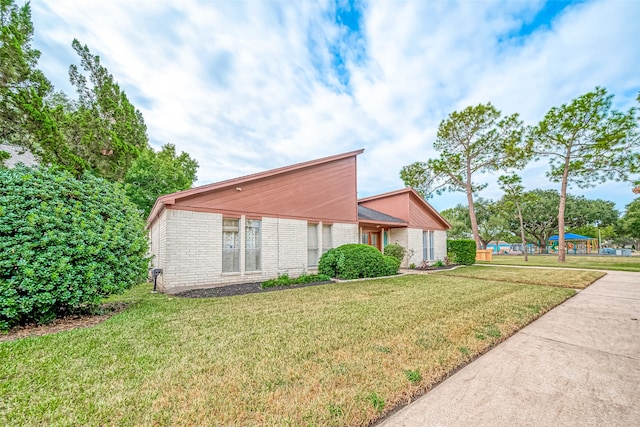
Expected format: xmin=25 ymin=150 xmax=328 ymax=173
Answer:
xmin=0 ymin=272 xmax=588 ymax=426
xmin=479 ymin=254 xmax=640 ymax=272
xmin=438 ymin=266 xmax=606 ymax=288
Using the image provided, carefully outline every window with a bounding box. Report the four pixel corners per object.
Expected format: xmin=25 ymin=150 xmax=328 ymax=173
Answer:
xmin=245 ymin=219 xmax=261 ymax=271
xmin=361 ymin=232 xmax=368 ymax=245
xmin=308 ymin=223 xmax=318 ymax=267
xmin=223 ymin=218 xmax=240 ymax=272
xmin=322 ymin=224 xmax=332 ymax=254
xmin=423 ymin=230 xmax=435 ymax=261
xmin=429 ymin=230 xmax=435 ymax=260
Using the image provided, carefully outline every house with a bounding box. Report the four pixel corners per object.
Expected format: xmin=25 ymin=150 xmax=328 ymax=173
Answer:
xmin=147 ymin=150 xmax=450 ymax=293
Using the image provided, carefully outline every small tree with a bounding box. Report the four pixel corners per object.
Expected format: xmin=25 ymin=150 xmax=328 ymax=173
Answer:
xmin=529 ymin=87 xmax=638 ymax=262
xmin=401 ymin=103 xmax=526 ymax=249
xmin=498 ymin=174 xmax=536 ymax=261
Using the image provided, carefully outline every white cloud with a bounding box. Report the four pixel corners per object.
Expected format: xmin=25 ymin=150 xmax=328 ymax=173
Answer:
xmin=31 ymin=0 xmax=640 ymax=213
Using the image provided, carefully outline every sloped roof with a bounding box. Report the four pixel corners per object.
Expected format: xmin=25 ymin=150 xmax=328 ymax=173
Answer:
xmin=358 ymin=205 xmax=406 ymax=224
xmin=358 ymin=187 xmax=451 ymax=230
xmin=147 ymin=149 xmax=364 ymax=225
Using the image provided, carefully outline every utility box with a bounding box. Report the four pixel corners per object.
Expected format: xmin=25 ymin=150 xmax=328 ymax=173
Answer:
xmin=475 ymin=249 xmax=493 ymax=262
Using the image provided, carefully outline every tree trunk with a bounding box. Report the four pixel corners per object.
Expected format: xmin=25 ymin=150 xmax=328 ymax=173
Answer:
xmin=517 ymin=202 xmax=528 ymax=262
xmin=467 ymin=187 xmax=481 ymax=249
xmin=557 ymin=151 xmax=572 ymax=263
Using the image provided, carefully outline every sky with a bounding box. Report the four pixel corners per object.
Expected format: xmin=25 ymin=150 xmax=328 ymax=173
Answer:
xmin=30 ymin=0 xmax=640 ymax=214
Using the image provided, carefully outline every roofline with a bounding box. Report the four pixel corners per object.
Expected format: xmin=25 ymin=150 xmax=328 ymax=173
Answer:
xmin=147 ymin=149 xmax=364 ymax=226
xmin=358 ymin=187 xmax=452 ymax=230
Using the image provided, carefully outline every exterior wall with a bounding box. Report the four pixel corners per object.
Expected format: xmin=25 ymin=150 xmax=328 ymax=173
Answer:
xmin=163 ymin=209 xmax=221 ymax=292
xmin=407 ymin=228 xmax=424 ymax=267
xmin=389 ymin=228 xmax=448 ymax=268
xmin=171 ymin=156 xmax=358 ymax=224
xmin=407 ymin=193 xmax=448 ymax=230
xmin=359 ymin=193 xmax=409 ymax=222
xmin=332 ymin=222 xmax=359 ymax=247
xmin=389 ymin=228 xmax=410 ymax=267
xmin=434 ymin=230 xmax=448 ymax=261
xmin=156 ymin=209 xmax=359 ymax=293
xmin=148 ymin=209 xmax=167 ymax=290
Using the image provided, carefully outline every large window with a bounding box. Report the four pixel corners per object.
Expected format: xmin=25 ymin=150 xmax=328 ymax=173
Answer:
xmin=245 ymin=219 xmax=261 ymax=271
xmin=322 ymin=224 xmax=332 ymax=255
xmin=423 ymin=230 xmax=435 ymax=261
xmin=308 ymin=223 xmax=318 ymax=267
xmin=223 ymin=218 xmax=240 ymax=272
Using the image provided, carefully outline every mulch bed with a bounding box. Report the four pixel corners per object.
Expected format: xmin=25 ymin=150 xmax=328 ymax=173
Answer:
xmin=0 ymin=302 xmax=129 ymax=343
xmin=175 ymin=280 xmax=335 ymax=298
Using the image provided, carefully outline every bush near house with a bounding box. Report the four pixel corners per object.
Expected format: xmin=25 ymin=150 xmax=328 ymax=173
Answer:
xmin=383 ymin=243 xmax=406 ymax=263
xmin=447 ymin=239 xmax=477 ymax=265
xmin=0 ymin=165 xmax=149 ymax=330
xmin=319 ymin=244 xmax=400 ymax=280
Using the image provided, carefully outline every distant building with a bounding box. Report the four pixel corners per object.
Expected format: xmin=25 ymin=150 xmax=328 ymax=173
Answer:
xmin=0 ymin=144 xmax=38 ymax=168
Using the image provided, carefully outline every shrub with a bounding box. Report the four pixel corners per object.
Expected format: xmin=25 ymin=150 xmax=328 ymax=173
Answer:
xmin=0 ymin=166 xmax=149 ymax=330
xmin=318 ymin=244 xmax=399 ymax=279
xmin=383 ymin=243 xmax=405 ymax=263
xmin=447 ymin=239 xmax=477 ymax=265
xmin=261 ymin=273 xmax=331 ymax=288
xmin=433 ymin=259 xmax=445 ymax=268
xmin=382 ymin=255 xmax=401 ymax=276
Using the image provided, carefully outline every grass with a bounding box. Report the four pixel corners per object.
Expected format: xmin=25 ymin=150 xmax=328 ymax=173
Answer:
xmin=479 ymin=254 xmax=640 ymax=272
xmin=438 ymin=265 xmax=606 ymax=289
xmin=0 ymin=273 xmax=585 ymax=426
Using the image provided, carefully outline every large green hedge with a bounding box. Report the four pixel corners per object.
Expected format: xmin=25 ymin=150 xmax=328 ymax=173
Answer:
xmin=447 ymin=239 xmax=477 ymax=265
xmin=319 ymin=244 xmax=399 ymax=280
xmin=0 ymin=166 xmax=149 ymax=330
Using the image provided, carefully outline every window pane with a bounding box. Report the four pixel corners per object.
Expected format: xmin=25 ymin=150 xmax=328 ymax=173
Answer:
xmin=361 ymin=233 xmax=368 ymax=245
xmin=245 ymin=220 xmax=261 ymax=271
xmin=429 ymin=231 xmax=435 ymax=260
xmin=423 ymin=231 xmax=428 ymax=261
xmin=308 ymin=223 xmax=318 ymax=267
xmin=223 ymin=218 xmax=239 ymax=272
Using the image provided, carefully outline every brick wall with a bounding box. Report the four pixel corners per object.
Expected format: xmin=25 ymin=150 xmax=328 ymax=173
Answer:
xmin=388 ymin=227 xmax=449 ymax=267
xmin=434 ymin=230 xmax=448 ymax=261
xmin=150 ymin=209 xmax=359 ymax=293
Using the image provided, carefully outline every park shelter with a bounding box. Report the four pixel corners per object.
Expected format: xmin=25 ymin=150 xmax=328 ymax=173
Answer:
xmin=548 ymin=233 xmax=598 ymax=254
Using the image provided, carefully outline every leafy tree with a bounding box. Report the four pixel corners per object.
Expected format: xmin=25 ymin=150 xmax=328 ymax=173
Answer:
xmin=401 ymin=103 xmax=526 ymax=248
xmin=529 ymin=87 xmax=639 ymax=262
xmin=498 ymin=174 xmax=537 ymax=261
xmin=399 ymin=162 xmax=437 ymax=199
xmin=619 ymin=198 xmax=640 ymax=248
xmin=440 ymin=204 xmax=472 ymax=240
xmin=0 ymin=0 xmax=53 ymax=148
xmin=474 ymin=198 xmax=510 ymax=249
xmin=59 ymin=39 xmax=149 ymax=181
xmin=124 ymin=144 xmax=199 ymax=217
xmin=510 ymin=189 xmax=619 ymax=252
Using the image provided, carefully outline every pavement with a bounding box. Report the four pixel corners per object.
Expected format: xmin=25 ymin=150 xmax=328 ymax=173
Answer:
xmin=377 ymin=270 xmax=640 ymax=427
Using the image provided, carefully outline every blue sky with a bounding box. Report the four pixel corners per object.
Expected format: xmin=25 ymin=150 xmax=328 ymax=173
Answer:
xmin=30 ymin=0 xmax=639 ymax=213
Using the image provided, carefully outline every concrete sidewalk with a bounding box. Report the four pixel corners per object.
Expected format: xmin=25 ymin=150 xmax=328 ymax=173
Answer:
xmin=378 ymin=271 xmax=640 ymax=427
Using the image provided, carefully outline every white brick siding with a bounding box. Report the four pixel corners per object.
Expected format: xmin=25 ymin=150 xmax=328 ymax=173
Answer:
xmin=148 ymin=210 xmax=359 ymax=293
xmin=388 ymin=227 xmax=448 ymax=267
xmin=434 ymin=230 xmax=448 ymax=261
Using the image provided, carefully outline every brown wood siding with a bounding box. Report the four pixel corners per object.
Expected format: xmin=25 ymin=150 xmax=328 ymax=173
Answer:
xmin=358 ymin=193 xmax=410 ymax=221
xmin=173 ymin=157 xmax=358 ymax=223
xmin=407 ymin=193 xmax=449 ymax=230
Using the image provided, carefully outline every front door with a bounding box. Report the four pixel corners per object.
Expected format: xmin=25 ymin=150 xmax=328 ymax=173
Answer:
xmin=361 ymin=230 xmax=381 ymax=250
